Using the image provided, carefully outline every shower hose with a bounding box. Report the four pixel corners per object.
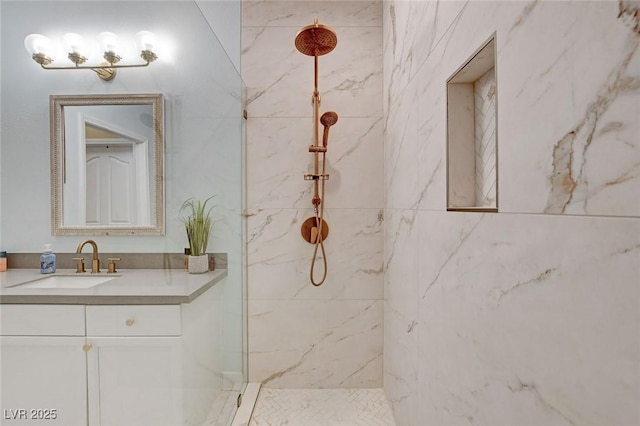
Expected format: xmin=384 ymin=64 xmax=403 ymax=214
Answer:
xmin=310 ymin=155 xmax=328 ymax=286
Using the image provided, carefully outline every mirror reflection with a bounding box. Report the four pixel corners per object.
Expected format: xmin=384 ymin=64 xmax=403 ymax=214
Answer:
xmin=51 ymin=94 xmax=164 ymax=235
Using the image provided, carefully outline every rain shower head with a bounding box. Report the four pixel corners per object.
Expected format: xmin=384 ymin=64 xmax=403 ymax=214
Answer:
xmin=320 ymin=111 xmax=338 ymax=147
xmin=295 ymin=20 xmax=337 ymax=56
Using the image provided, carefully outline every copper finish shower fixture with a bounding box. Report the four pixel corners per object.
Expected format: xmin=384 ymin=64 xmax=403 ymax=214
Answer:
xmin=295 ymin=23 xmax=338 ymax=57
xmin=295 ymin=18 xmax=338 ymax=287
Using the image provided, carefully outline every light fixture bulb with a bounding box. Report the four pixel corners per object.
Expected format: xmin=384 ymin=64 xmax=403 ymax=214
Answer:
xmin=24 ymin=34 xmax=52 ymax=55
xmin=62 ymin=33 xmax=85 ymax=55
xmin=98 ymin=32 xmax=119 ymax=53
xmin=98 ymin=32 xmax=121 ymax=64
xmin=135 ymin=31 xmax=156 ymax=53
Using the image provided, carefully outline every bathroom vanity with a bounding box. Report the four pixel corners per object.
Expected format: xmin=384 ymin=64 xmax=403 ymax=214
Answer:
xmin=0 ymin=269 xmax=227 ymax=426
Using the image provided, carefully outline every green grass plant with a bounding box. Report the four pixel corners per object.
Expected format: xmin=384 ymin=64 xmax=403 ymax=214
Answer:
xmin=180 ymin=196 xmax=214 ymax=256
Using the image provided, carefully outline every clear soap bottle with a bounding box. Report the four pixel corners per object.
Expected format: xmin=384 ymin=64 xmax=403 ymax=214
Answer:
xmin=0 ymin=251 xmax=7 ymax=272
xmin=40 ymin=244 xmax=56 ymax=274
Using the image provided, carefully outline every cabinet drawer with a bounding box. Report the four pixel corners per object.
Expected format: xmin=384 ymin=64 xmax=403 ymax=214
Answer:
xmin=86 ymin=305 xmax=181 ymax=336
xmin=1 ymin=305 xmax=85 ymax=336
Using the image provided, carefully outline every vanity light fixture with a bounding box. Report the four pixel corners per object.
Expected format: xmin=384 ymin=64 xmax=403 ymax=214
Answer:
xmin=24 ymin=31 xmax=158 ymax=81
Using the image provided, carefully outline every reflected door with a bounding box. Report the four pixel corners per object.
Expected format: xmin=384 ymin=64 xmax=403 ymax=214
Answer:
xmin=85 ymin=144 xmax=136 ymax=226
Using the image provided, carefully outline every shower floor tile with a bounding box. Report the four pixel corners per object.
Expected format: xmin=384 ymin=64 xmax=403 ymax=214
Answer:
xmin=249 ymin=388 xmax=396 ymax=426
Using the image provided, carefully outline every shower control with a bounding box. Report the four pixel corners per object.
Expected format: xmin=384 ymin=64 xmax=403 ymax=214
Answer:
xmin=296 ymin=17 xmax=338 ymax=287
xmin=301 ymin=217 xmax=329 ymax=244
xmin=304 ymin=173 xmax=329 ymax=181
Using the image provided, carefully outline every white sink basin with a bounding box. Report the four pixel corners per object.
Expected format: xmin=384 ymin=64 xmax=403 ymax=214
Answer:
xmin=14 ymin=275 xmax=117 ymax=289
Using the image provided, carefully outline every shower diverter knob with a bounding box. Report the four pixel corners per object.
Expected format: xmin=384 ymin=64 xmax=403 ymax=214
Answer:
xmin=301 ymin=217 xmax=329 ymax=244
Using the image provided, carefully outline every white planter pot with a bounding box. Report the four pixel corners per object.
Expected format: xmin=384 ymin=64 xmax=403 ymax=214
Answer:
xmin=188 ymin=255 xmax=209 ymax=274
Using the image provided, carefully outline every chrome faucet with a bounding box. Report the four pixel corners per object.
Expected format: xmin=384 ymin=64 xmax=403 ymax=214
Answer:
xmin=75 ymin=239 xmax=100 ymax=273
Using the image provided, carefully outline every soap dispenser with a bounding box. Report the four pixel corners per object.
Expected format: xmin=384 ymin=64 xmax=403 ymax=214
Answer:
xmin=0 ymin=251 xmax=7 ymax=272
xmin=40 ymin=244 xmax=56 ymax=274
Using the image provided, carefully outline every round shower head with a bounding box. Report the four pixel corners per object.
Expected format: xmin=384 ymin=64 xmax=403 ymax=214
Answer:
xmin=295 ymin=21 xmax=337 ymax=56
xmin=320 ymin=111 xmax=339 ymax=127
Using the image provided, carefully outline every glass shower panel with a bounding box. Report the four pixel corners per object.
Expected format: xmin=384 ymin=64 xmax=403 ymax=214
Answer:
xmin=185 ymin=2 xmax=247 ymax=425
xmin=0 ymin=1 xmax=246 ymax=425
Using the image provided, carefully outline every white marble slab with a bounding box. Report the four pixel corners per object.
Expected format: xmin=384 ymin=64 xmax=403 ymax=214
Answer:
xmin=248 ymin=299 xmax=383 ymax=388
xmin=498 ymin=1 xmax=640 ymax=216
xmin=414 ymin=210 xmax=640 ymax=425
xmin=382 ymin=0 xmax=416 ymax=114
xmin=243 ymin=25 xmax=382 ymax=118
xmin=383 ymin=209 xmax=419 ymax=426
xmin=247 ymin=208 xmax=383 ymax=300
xmin=398 ymin=0 xmax=640 ymax=218
xmin=242 ymin=0 xmax=384 ymax=390
xmin=385 ymin=77 xmax=419 ymax=210
xmin=247 ymin=117 xmax=383 ymax=210
xmin=384 ymin=1 xmax=640 ymax=424
xmin=242 ymin=1 xmax=382 ymax=28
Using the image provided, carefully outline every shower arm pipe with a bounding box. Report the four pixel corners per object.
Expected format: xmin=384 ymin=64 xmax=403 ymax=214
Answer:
xmin=313 ymin=54 xmax=320 ymax=158
xmin=312 ymin=52 xmax=321 ymax=204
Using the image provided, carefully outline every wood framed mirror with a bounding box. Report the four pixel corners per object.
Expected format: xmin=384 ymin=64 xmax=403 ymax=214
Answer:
xmin=50 ymin=93 xmax=164 ymax=235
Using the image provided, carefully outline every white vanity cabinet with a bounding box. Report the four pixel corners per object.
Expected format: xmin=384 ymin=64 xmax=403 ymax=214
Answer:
xmin=86 ymin=337 xmax=183 ymax=425
xmin=0 ymin=305 xmax=88 ymax=426
xmin=0 ymin=280 xmax=222 ymax=426
xmin=85 ymin=305 xmax=183 ymax=426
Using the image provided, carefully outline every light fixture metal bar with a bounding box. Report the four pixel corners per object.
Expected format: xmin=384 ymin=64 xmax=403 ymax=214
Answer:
xmin=38 ymin=59 xmax=153 ymax=81
xmin=38 ymin=60 xmax=152 ymax=71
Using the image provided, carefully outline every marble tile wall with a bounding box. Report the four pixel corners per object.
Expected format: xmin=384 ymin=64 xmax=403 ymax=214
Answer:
xmin=384 ymin=1 xmax=639 ymax=425
xmin=241 ymin=1 xmax=384 ymax=388
xmin=473 ymin=69 xmax=497 ymax=208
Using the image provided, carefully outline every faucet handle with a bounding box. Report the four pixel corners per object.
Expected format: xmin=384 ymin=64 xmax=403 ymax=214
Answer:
xmin=108 ymin=257 xmax=121 ymax=274
xmin=72 ymin=257 xmax=85 ymax=273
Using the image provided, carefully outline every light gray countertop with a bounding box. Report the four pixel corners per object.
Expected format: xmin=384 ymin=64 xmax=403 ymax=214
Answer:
xmin=0 ymin=269 xmax=227 ymax=305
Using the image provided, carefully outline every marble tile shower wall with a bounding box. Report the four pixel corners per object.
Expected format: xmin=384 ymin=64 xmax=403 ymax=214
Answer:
xmin=241 ymin=1 xmax=384 ymax=387
xmin=384 ymin=1 xmax=639 ymax=426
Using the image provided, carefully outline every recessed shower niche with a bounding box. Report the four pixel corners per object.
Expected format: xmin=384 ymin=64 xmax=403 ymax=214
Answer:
xmin=447 ymin=36 xmax=498 ymax=211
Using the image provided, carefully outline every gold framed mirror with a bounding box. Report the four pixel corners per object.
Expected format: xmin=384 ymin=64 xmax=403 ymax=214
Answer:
xmin=50 ymin=93 xmax=164 ymax=235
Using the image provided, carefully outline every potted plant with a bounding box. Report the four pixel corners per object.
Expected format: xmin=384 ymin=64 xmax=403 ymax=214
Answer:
xmin=180 ymin=196 xmax=214 ymax=274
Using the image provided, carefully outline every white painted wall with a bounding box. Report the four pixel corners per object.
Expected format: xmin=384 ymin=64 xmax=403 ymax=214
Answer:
xmin=0 ymin=0 xmax=243 ymax=254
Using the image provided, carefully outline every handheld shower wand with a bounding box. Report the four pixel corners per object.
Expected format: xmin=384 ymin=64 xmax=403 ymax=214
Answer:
xmin=320 ymin=111 xmax=338 ymax=147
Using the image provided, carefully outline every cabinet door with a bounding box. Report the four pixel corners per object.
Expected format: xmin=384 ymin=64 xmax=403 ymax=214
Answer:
xmin=86 ymin=337 xmax=182 ymax=426
xmin=0 ymin=336 xmax=87 ymax=426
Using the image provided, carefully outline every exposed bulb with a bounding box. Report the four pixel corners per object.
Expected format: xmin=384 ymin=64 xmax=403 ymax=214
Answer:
xmin=97 ymin=32 xmax=118 ymax=53
xmin=135 ymin=31 xmax=156 ymax=53
xmin=62 ymin=33 xmax=85 ymax=55
xmin=24 ymin=34 xmax=52 ymax=55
